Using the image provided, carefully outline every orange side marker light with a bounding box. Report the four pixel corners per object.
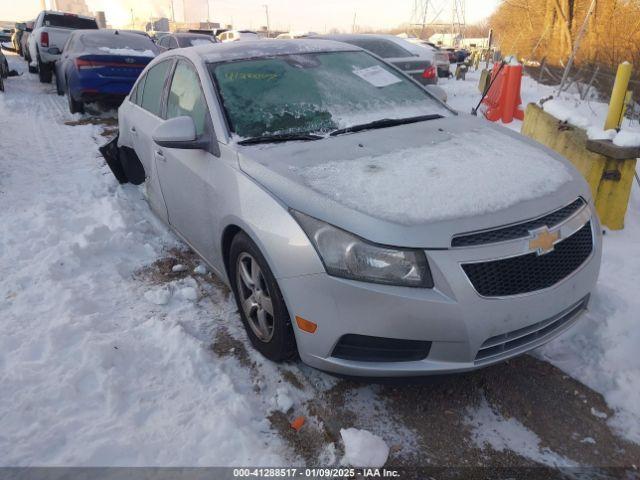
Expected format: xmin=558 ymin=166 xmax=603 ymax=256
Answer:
xmin=295 ymin=316 xmax=317 ymax=334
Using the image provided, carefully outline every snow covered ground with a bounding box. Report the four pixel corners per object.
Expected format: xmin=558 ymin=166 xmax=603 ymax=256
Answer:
xmin=1 ymin=51 xmax=639 ymax=468
xmin=0 ymin=53 xmax=300 ymax=466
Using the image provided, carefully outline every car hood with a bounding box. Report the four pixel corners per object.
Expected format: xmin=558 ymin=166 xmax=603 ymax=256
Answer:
xmin=237 ymin=114 xmax=590 ymax=249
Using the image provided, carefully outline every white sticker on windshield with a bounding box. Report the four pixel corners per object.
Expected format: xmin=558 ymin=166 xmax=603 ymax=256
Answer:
xmin=352 ymin=66 xmax=402 ymax=87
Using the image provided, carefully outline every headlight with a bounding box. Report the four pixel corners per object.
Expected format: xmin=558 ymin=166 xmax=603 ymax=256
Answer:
xmin=291 ymin=210 xmax=433 ymax=288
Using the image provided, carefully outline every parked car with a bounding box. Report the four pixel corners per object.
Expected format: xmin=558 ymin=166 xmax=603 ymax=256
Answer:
xmin=12 ymin=23 xmax=26 ymax=55
xmin=120 ymin=30 xmax=153 ymax=39
xmin=103 ymin=40 xmax=601 ymax=376
xmin=276 ymin=31 xmax=317 ymax=39
xmin=21 ymin=21 xmax=34 ymax=65
xmin=0 ymin=47 xmax=7 ymax=91
xmin=27 ymin=10 xmax=98 ymax=83
xmin=400 ymin=36 xmax=451 ymax=77
xmin=217 ymin=30 xmax=260 ymax=42
xmin=311 ymin=34 xmax=438 ymax=85
xmin=157 ymin=33 xmax=217 ymax=51
xmin=55 ymin=29 xmax=158 ymax=113
xmin=0 ymin=27 xmax=12 ymax=44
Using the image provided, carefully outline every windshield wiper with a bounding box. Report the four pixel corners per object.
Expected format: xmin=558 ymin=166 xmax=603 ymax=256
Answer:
xmin=237 ymin=133 xmax=323 ymax=145
xmin=329 ymin=114 xmax=443 ymax=137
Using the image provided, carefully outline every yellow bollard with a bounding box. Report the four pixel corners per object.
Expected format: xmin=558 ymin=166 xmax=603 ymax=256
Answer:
xmin=604 ymin=62 xmax=632 ymax=130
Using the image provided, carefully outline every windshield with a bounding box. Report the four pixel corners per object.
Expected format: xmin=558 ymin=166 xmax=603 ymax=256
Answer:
xmin=209 ymin=51 xmax=448 ymax=139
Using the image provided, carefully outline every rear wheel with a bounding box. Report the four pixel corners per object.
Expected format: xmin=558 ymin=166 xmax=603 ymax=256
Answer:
xmin=38 ymin=59 xmax=52 ymax=83
xmin=67 ymin=83 xmax=84 ymax=114
xmin=229 ymin=232 xmax=297 ymax=362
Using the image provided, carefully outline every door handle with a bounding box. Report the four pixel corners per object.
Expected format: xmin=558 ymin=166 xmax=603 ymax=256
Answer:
xmin=155 ymin=149 xmax=166 ymax=162
xmin=130 ymin=126 xmax=137 ymax=135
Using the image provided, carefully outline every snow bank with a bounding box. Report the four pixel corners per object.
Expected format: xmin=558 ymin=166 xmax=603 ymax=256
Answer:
xmin=542 ymin=99 xmax=591 ymax=129
xmin=612 ymin=130 xmax=640 ymax=147
xmin=340 ymin=428 xmax=389 ymax=468
xmin=586 ymin=127 xmax=616 ymax=141
xmin=0 ymin=56 xmax=289 ymax=466
xmin=99 ymin=47 xmax=155 ymax=57
xmin=297 ymin=129 xmax=571 ymax=224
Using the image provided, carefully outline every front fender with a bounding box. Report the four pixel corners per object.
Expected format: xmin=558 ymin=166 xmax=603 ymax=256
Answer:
xmin=218 ymin=172 xmax=325 ymax=282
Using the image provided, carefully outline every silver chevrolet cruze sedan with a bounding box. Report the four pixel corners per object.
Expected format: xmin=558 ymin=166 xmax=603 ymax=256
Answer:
xmin=106 ymin=40 xmax=601 ymax=376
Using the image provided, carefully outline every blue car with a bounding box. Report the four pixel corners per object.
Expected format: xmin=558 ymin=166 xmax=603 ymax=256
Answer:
xmin=55 ymin=29 xmax=159 ymax=113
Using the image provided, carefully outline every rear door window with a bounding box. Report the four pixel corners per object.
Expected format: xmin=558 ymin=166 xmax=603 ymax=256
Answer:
xmin=140 ymin=61 xmax=172 ymax=116
xmin=166 ymin=60 xmax=208 ymax=136
xmin=43 ymin=14 xmax=98 ymax=29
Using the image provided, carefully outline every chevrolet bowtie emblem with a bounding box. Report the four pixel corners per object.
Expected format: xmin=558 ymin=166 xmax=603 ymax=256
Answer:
xmin=529 ymin=227 xmax=560 ymax=255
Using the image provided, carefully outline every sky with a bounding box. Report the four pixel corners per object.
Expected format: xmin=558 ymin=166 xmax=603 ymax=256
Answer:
xmin=1 ymin=0 xmax=500 ymax=32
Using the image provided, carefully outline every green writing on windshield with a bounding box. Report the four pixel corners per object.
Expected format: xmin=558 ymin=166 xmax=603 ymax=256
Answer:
xmin=224 ymin=72 xmax=280 ymax=82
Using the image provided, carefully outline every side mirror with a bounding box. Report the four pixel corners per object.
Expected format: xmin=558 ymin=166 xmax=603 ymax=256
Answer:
xmin=25 ymin=27 xmax=33 ymax=32
xmin=48 ymin=47 xmax=61 ymax=55
xmin=425 ymin=84 xmax=448 ymax=103
xmin=153 ymin=116 xmax=209 ymax=150
xmin=16 ymin=23 xmax=26 ymax=31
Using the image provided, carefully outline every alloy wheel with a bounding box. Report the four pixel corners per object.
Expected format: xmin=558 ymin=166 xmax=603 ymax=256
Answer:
xmin=235 ymin=252 xmax=275 ymax=342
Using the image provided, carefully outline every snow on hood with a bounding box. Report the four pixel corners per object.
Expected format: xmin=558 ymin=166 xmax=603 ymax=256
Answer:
xmin=293 ymin=129 xmax=572 ymax=225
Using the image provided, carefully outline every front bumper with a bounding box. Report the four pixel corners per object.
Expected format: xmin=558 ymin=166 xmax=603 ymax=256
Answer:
xmin=280 ymin=210 xmax=602 ymax=376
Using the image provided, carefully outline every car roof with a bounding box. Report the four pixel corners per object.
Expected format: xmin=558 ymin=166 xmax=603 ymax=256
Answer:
xmin=190 ymin=39 xmax=360 ymax=63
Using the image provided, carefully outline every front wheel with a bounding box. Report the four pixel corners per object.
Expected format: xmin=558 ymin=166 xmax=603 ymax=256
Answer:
xmin=229 ymin=232 xmax=297 ymax=362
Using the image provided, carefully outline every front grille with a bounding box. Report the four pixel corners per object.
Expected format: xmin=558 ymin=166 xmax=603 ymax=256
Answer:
xmin=452 ymin=198 xmax=586 ymax=247
xmin=475 ymin=295 xmax=589 ymax=364
xmin=332 ymin=334 xmax=431 ymax=362
xmin=462 ymin=221 xmax=593 ymax=297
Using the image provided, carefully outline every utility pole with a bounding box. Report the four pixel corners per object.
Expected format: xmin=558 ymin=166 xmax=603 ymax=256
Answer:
xmin=169 ymin=0 xmax=175 ymax=23
xmin=206 ymin=0 xmax=212 ymax=28
xmin=263 ymin=4 xmax=270 ymax=38
xmin=352 ymin=11 xmax=357 ymax=33
xmin=130 ymin=8 xmax=135 ymax=29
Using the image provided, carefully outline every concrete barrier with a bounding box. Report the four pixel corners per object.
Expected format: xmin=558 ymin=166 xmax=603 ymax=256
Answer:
xmin=521 ymin=103 xmax=638 ymax=230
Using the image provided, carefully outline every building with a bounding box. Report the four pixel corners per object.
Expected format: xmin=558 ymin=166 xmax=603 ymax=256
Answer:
xmin=428 ymin=33 xmax=462 ymax=48
xmin=460 ymin=37 xmax=490 ymax=49
xmin=95 ymin=11 xmax=106 ymax=28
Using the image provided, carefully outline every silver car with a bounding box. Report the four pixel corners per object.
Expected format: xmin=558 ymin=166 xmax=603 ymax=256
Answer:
xmin=107 ymin=40 xmax=601 ymax=376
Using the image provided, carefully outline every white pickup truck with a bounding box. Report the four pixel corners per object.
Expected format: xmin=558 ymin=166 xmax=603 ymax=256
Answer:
xmin=27 ymin=10 xmax=98 ymax=83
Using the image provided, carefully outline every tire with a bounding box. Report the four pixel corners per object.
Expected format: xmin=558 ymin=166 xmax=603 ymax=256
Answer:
xmin=38 ymin=59 xmax=52 ymax=83
xmin=229 ymin=232 xmax=297 ymax=362
xmin=67 ymin=83 xmax=84 ymax=114
xmin=55 ymin=70 xmax=64 ymax=95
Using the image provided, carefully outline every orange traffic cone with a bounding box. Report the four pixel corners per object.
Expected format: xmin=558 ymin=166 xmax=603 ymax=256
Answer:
xmin=482 ymin=62 xmax=525 ymax=124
